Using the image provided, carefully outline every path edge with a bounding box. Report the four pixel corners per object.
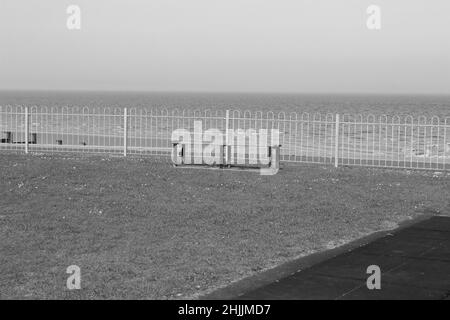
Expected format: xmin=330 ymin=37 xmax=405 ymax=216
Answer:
xmin=200 ymin=213 xmax=436 ymax=300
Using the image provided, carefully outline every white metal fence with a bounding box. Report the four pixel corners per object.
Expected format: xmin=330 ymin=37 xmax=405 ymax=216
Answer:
xmin=1 ymin=105 xmax=449 ymax=171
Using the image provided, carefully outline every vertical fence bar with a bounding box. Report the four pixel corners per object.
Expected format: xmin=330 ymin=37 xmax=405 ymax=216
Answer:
xmin=445 ymin=118 xmax=448 ymax=170
xmin=225 ymin=109 xmax=230 ymax=164
xmin=334 ymin=113 xmax=340 ymax=167
xmin=123 ymin=107 xmax=127 ymax=156
xmin=24 ymin=106 xmax=29 ymax=154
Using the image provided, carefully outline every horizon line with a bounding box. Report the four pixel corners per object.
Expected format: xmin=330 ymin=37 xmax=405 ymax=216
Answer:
xmin=1 ymin=89 xmax=450 ymax=96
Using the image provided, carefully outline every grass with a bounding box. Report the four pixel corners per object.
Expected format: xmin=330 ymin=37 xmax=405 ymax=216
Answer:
xmin=0 ymin=153 xmax=449 ymax=299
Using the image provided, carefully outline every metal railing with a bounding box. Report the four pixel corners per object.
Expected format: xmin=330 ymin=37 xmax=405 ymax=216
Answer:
xmin=1 ymin=105 xmax=449 ymax=171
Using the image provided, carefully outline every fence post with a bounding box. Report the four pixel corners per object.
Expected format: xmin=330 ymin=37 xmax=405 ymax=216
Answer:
xmin=123 ymin=107 xmax=127 ymax=156
xmin=225 ymin=110 xmax=230 ymax=164
xmin=334 ymin=113 xmax=340 ymax=167
xmin=24 ymin=106 xmax=29 ymax=154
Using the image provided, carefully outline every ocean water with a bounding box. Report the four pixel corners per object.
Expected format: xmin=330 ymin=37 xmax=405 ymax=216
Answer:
xmin=1 ymin=91 xmax=449 ymax=166
xmin=0 ymin=91 xmax=449 ymax=117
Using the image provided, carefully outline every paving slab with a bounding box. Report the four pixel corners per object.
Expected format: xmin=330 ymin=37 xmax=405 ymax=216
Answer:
xmin=306 ymin=251 xmax=412 ymax=281
xmin=237 ymin=274 xmax=362 ymax=300
xmin=338 ymin=283 xmax=448 ymax=300
xmin=376 ymin=259 xmax=450 ymax=290
xmin=232 ymin=216 xmax=450 ymax=300
xmin=409 ymin=216 xmax=450 ymax=232
xmin=354 ymin=235 xmax=444 ymax=258
xmin=420 ymin=240 xmax=450 ymax=262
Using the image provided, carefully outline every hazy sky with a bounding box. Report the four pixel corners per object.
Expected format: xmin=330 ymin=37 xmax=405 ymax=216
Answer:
xmin=1 ymin=0 xmax=449 ymax=93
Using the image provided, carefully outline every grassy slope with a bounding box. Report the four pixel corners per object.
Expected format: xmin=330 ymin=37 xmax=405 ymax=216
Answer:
xmin=0 ymin=153 xmax=449 ymax=299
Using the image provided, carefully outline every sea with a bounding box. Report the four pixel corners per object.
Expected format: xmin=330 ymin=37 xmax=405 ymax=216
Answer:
xmin=0 ymin=91 xmax=449 ymax=118
xmin=1 ymin=91 xmax=449 ymax=166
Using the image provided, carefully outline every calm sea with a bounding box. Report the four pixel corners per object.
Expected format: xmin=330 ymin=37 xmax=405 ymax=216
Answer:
xmin=0 ymin=91 xmax=449 ymax=118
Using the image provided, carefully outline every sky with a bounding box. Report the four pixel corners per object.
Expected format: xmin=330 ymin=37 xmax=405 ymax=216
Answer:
xmin=0 ymin=0 xmax=449 ymax=94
